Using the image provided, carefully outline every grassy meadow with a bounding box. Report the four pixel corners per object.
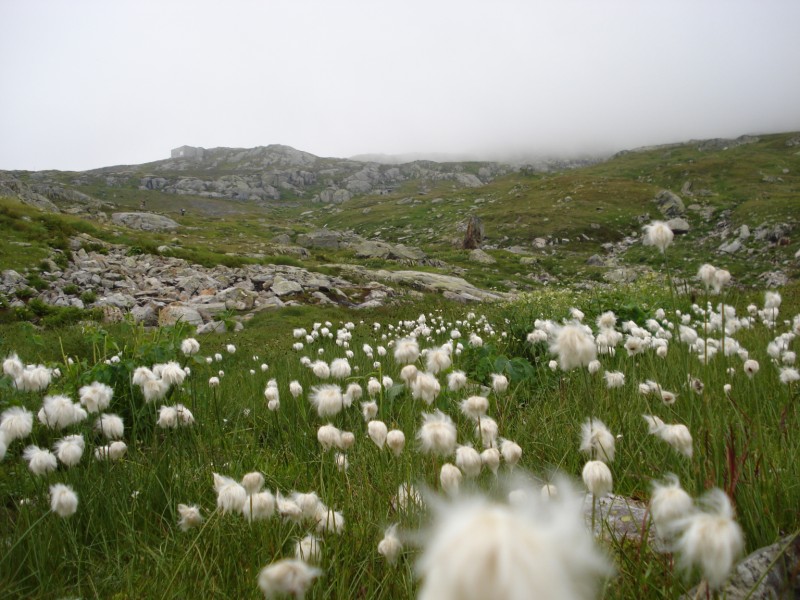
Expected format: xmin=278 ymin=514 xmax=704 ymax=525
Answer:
xmin=1 ymin=268 xmax=799 ymax=598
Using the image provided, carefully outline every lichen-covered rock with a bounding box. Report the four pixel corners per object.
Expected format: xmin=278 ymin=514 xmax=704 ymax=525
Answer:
xmin=112 ymin=212 xmax=180 ymax=232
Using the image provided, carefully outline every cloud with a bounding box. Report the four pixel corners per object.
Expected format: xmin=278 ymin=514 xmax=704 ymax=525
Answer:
xmin=1 ymin=0 xmax=799 ymax=170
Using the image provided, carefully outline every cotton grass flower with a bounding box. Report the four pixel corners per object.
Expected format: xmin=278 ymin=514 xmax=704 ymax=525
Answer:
xmin=550 ymin=324 xmax=597 ymax=370
xmin=499 ymin=438 xmax=522 ymax=467
xmin=659 ymin=424 xmax=693 ymax=458
xmin=416 ymin=482 xmax=612 ymax=600
xmin=49 ymin=483 xmax=78 ymax=517
xmin=213 ymin=473 xmax=247 ymax=514
xmin=309 ymin=384 xmax=344 ymax=417
xmin=459 ymin=395 xmax=488 ymax=420
xmin=2 ymin=352 xmax=23 ymax=379
xmin=289 ymin=380 xmax=303 ymax=398
xmin=329 ymin=358 xmax=351 ymax=379
xmin=603 ymin=371 xmax=625 ymax=389
xmin=490 ymin=373 xmax=509 ymax=394
xmin=242 ymin=471 xmax=265 ymax=495
xmin=315 ymin=507 xmax=345 ymax=534
xmin=418 ymin=410 xmax=457 ymax=457
xmin=393 ymin=483 xmax=425 ymax=512
xmin=95 ymin=440 xmax=127 ymax=460
xmin=394 ymin=338 xmax=420 ymax=365
xmin=455 ymin=445 xmax=482 ymax=478
xmin=311 ymin=360 xmax=330 ymax=379
xmin=643 ymin=220 xmax=674 ymax=253
xmin=257 ymin=558 xmax=321 ymax=599
xmin=180 ymin=337 xmax=200 ymax=356
xmin=779 ymin=367 xmax=799 ymax=384
xmin=447 ymin=370 xmax=467 ymax=392
xmin=78 ymin=381 xmax=113 ymax=413
xmin=399 ymin=364 xmax=419 ymax=386
xmin=23 ymin=445 xmax=58 ymax=475
xmin=475 ymin=416 xmax=499 ymax=449
xmin=53 ymin=434 xmax=85 ymax=467
xmin=650 ymin=474 xmax=694 ymax=539
xmin=366 ymin=377 xmax=382 ymax=397
xmin=426 ymin=346 xmax=452 ymax=374
xmin=386 ymin=429 xmax=405 ymax=456
xmin=378 ymin=524 xmax=403 ymax=565
xmin=440 ymin=463 xmax=463 ymax=496
xmin=480 ymin=448 xmax=501 ymax=474
xmin=141 ymin=378 xmax=169 ymax=403
xmin=243 ymin=491 xmax=277 ymax=522
xmin=580 ymin=419 xmax=615 ymax=463
xmin=177 ymin=503 xmax=203 ymax=531
xmin=156 ymin=361 xmax=186 ymax=387
xmin=295 ymin=534 xmax=322 ymax=564
xmin=582 ymin=460 xmax=613 ymax=497
xmin=411 ymin=372 xmax=441 ymax=405
xmin=14 ymin=364 xmax=53 ymax=392
xmin=367 ymin=420 xmax=388 ymax=448
xmin=38 ymin=394 xmax=87 ymax=430
xmin=317 ymin=424 xmax=342 ymax=451
xmin=1 ymin=406 xmax=33 ymax=442
xmin=672 ymin=488 xmax=744 ymax=590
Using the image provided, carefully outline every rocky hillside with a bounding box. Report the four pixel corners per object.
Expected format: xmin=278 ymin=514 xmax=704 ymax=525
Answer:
xmin=0 ymin=132 xmax=798 ymax=325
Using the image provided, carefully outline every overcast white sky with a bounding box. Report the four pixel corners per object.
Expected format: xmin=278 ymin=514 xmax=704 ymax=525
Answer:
xmin=1 ymin=0 xmax=799 ymax=171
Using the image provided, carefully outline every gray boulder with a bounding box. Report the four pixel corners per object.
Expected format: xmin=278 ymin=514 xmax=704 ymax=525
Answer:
xmin=469 ymin=249 xmax=496 ymax=264
xmin=654 ymin=190 xmax=686 ymax=218
xmin=296 ymin=230 xmax=342 ymax=249
xmin=159 ymin=304 xmax=203 ymax=326
xmin=719 ymin=239 xmax=742 ymax=254
xmin=112 ymin=212 xmax=180 ymax=232
xmin=683 ymin=535 xmax=800 ymax=600
xmin=667 ymin=218 xmax=690 ymax=234
xmin=271 ymin=276 xmax=303 ymax=296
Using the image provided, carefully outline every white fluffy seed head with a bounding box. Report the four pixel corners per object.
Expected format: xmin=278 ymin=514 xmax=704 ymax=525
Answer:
xmin=394 ymin=338 xmax=420 ymax=365
xmin=440 ymin=463 xmax=463 ymax=496
xmin=480 ymin=448 xmax=501 ymax=474
xmin=177 ymin=503 xmax=203 ymax=531
xmin=582 ymin=460 xmax=613 ymax=497
xmin=367 ymin=420 xmax=388 ymax=449
xmin=0 ymin=406 xmax=33 ymax=441
xmin=550 ymin=324 xmax=597 ymax=371
xmin=416 ymin=481 xmax=613 ymax=600
xmin=295 ymin=534 xmax=322 ymax=564
xmin=455 ymin=445 xmax=482 ymax=478
xmin=499 ymin=438 xmax=522 ymax=466
xmin=643 ymin=220 xmax=674 ymax=253
xmin=95 ymin=413 xmax=124 ymax=440
xmin=257 ymin=559 xmax=321 ymax=599
xmin=213 ymin=473 xmax=247 ymax=514
xmin=23 ymin=445 xmax=57 ymax=475
xmin=650 ymin=474 xmax=694 ymax=538
xmin=378 ymin=524 xmax=403 ymax=565
xmin=317 ymin=424 xmax=342 ymax=451
xmin=78 ymin=381 xmax=114 ymax=413
xmin=49 ymin=483 xmax=78 ymax=517
xmin=386 ymin=429 xmax=406 ymax=456
xmin=460 ymin=396 xmax=489 ymax=420
xmin=671 ymin=489 xmax=744 ymax=589
xmin=309 ymin=384 xmax=344 ymax=417
xmin=579 ymin=419 xmax=615 ymax=463
xmin=242 ymin=490 xmax=276 ymax=522
xmin=53 ymin=434 xmax=85 ymax=467
xmin=418 ymin=410 xmax=457 ymax=457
